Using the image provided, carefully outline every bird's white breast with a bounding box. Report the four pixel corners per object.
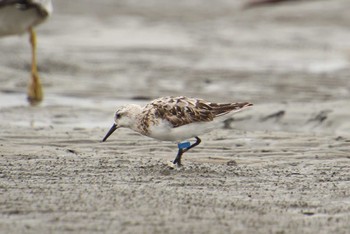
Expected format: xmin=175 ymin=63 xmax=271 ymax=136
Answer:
xmin=148 ymin=119 xmax=219 ymax=142
xmin=0 ymin=4 xmax=49 ymax=36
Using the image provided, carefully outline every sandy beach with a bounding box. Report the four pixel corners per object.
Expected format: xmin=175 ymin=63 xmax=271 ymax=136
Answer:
xmin=1 ymin=0 xmax=350 ymax=233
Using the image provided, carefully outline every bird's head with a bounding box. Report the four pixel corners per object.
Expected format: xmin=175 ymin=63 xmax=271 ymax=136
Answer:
xmin=102 ymin=104 xmax=142 ymax=142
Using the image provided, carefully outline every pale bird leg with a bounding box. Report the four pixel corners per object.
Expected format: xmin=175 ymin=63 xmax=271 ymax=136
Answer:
xmin=27 ymin=27 xmax=43 ymax=106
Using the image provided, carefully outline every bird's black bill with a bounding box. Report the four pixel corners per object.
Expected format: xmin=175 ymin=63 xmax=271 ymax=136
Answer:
xmin=102 ymin=124 xmax=118 ymax=142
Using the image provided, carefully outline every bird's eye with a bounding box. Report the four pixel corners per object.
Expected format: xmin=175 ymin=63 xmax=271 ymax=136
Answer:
xmin=115 ymin=113 xmax=121 ymax=119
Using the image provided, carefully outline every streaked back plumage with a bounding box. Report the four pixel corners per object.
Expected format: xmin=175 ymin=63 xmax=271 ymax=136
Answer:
xmin=137 ymin=96 xmax=252 ymax=136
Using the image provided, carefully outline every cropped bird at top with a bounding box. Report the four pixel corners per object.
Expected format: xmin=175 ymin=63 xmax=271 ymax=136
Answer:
xmin=244 ymin=0 xmax=299 ymax=8
xmin=0 ymin=0 xmax=53 ymax=105
xmin=102 ymin=96 xmax=253 ymax=167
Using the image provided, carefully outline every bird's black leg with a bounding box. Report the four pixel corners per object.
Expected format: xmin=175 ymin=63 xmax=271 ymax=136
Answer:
xmin=173 ymin=148 xmax=184 ymax=166
xmin=172 ymin=137 xmax=202 ymax=166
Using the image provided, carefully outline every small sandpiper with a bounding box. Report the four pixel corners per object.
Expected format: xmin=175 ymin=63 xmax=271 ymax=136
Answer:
xmin=0 ymin=0 xmax=53 ymax=105
xmin=102 ymin=96 xmax=253 ymax=167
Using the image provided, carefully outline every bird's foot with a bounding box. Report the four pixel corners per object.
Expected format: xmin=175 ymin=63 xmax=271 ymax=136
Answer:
xmin=27 ymin=73 xmax=43 ymax=106
xmin=167 ymin=161 xmax=182 ymax=169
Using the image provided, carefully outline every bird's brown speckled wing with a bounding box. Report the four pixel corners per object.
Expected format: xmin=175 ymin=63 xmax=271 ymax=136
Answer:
xmin=142 ymin=96 xmax=252 ymax=129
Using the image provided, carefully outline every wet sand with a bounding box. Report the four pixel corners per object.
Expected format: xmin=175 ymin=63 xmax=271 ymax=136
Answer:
xmin=1 ymin=0 xmax=350 ymax=233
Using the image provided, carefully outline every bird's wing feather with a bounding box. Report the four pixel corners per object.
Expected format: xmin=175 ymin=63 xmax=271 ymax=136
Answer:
xmin=208 ymin=102 xmax=253 ymax=117
xmin=143 ymin=96 xmax=252 ymax=128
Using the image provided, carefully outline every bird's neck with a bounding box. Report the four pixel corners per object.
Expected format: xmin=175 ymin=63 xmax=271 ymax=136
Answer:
xmin=125 ymin=105 xmax=144 ymax=133
xmin=130 ymin=111 xmax=151 ymax=136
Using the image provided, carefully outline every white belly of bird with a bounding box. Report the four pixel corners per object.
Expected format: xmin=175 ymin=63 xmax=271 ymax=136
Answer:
xmin=148 ymin=120 xmax=220 ymax=142
xmin=0 ymin=5 xmax=44 ymax=36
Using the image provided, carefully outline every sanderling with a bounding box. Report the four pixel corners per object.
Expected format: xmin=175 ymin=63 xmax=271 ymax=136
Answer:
xmin=0 ymin=0 xmax=53 ymax=105
xmin=102 ymin=96 xmax=253 ymax=167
